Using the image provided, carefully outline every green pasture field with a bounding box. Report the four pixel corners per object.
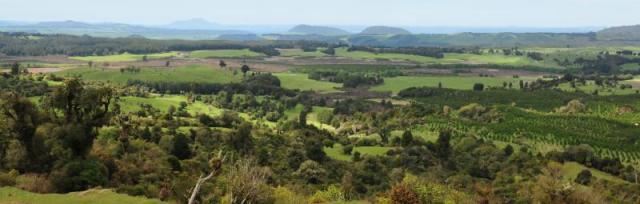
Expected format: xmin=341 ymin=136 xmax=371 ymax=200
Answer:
xmin=0 ymin=187 xmax=164 ymax=204
xmin=278 ymin=48 xmax=327 ymax=57
xmin=275 ymin=73 xmax=341 ymax=93
xmin=332 ymin=48 xmax=560 ymax=67
xmin=561 ymin=162 xmax=628 ymax=184
xmin=324 ymin=144 xmax=393 ymax=162
xmin=621 ymin=63 xmax=640 ymax=72
xmin=370 ymin=76 xmax=536 ymax=94
xmin=189 ymin=49 xmax=264 ymax=59
xmin=557 ymin=80 xmax=639 ymax=96
xmin=284 ymin=104 xmax=337 ymax=132
xmin=69 ymin=52 xmax=181 ymax=62
xmin=118 ymin=95 xmax=224 ymax=116
xmin=59 ymin=65 xmax=242 ymax=84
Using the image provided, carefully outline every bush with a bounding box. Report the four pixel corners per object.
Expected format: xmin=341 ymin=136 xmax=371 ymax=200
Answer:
xmin=342 ymin=145 xmax=354 ymax=155
xmin=390 ymin=183 xmax=421 ymax=204
xmin=457 ymin=103 xmax=502 ymax=123
xmin=16 ymin=174 xmax=54 ymax=193
xmin=555 ymin=99 xmax=587 ymax=114
xmin=309 ymin=185 xmax=345 ymax=203
xmin=0 ymin=170 xmax=18 ymax=187
xmin=52 ymin=159 xmax=109 ymax=192
xmin=575 ymin=170 xmax=592 ymax=185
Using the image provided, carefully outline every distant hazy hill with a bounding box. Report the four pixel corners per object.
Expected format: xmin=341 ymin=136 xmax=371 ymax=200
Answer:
xmin=288 ymin=25 xmax=350 ymax=36
xmin=217 ymin=34 xmax=261 ymax=41
xmin=0 ymin=20 xmax=251 ymax=40
xmin=597 ymin=25 xmax=640 ymax=41
xmin=360 ymin=26 xmax=411 ymax=35
xmin=163 ymin=18 xmax=220 ymax=30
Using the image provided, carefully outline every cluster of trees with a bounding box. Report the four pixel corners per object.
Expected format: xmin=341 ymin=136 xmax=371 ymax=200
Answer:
xmin=1 ymin=74 xmax=639 ymax=203
xmin=0 ymin=32 xmax=328 ymax=57
xmin=126 ymin=73 xmax=295 ymax=96
xmin=307 ymin=71 xmax=384 ymax=88
xmin=346 ymin=46 xmax=475 ymax=58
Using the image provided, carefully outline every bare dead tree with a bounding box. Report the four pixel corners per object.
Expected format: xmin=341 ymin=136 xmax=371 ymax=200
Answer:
xmin=188 ymin=151 xmax=226 ymax=204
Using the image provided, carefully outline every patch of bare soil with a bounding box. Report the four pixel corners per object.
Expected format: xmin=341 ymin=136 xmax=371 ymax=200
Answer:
xmin=102 ymin=58 xmax=293 ymax=73
xmin=0 ymin=55 xmax=81 ymax=64
xmin=27 ymin=68 xmax=63 ymax=73
xmin=265 ymin=56 xmax=419 ymax=66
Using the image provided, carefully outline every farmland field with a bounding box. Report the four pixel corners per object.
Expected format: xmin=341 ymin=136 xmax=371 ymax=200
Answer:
xmin=58 ymin=65 xmax=242 ymax=84
xmin=189 ymin=49 xmax=265 ymax=58
xmin=275 ymin=73 xmax=341 ymax=92
xmin=370 ymin=75 xmax=535 ymax=94
xmin=69 ymin=52 xmax=181 ymax=62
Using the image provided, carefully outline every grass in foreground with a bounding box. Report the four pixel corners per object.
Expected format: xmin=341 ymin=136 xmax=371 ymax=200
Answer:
xmin=0 ymin=187 xmax=165 ymax=204
xmin=59 ymin=65 xmax=242 ymax=84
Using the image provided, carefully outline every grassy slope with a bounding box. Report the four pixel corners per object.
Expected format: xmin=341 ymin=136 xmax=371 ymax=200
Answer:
xmin=189 ymin=49 xmax=264 ymax=58
xmin=70 ymin=52 xmax=180 ymax=62
xmin=0 ymin=187 xmax=165 ymax=204
xmin=59 ymin=65 xmax=241 ymax=84
xmin=275 ymin=73 xmax=341 ymax=93
xmin=119 ymin=95 xmax=223 ymax=116
xmin=561 ymin=162 xmax=628 ymax=184
xmin=557 ymin=80 xmax=639 ymax=95
xmin=370 ymin=76 xmax=535 ymax=94
xmin=324 ymin=144 xmax=392 ymax=162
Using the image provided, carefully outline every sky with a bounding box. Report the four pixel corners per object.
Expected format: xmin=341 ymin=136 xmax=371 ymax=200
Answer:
xmin=1 ymin=0 xmax=639 ymax=27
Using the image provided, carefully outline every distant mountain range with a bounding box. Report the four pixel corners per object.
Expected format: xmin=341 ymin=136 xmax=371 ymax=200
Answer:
xmin=288 ymin=25 xmax=350 ymax=36
xmin=597 ymin=25 xmax=640 ymax=41
xmin=360 ymin=26 xmax=412 ymax=35
xmin=0 ymin=20 xmax=250 ymax=40
xmin=2 ymin=19 xmax=640 ymax=47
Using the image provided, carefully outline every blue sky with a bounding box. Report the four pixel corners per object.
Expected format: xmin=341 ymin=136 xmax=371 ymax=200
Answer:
xmin=2 ymin=0 xmax=639 ymax=27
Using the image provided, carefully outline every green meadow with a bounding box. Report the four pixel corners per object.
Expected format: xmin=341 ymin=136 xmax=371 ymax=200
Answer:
xmin=59 ymin=65 xmax=242 ymax=84
xmin=0 ymin=187 xmax=165 ymax=204
xmin=69 ymin=52 xmax=181 ymax=62
xmin=278 ymin=49 xmax=328 ymax=57
xmin=557 ymin=80 xmax=639 ymax=95
xmin=189 ymin=49 xmax=265 ymax=58
xmin=324 ymin=144 xmax=393 ymax=162
xmin=370 ymin=76 xmax=535 ymax=94
xmin=275 ymin=73 xmax=341 ymax=93
xmin=332 ymin=48 xmax=560 ymax=67
xmin=119 ymin=95 xmax=224 ymax=116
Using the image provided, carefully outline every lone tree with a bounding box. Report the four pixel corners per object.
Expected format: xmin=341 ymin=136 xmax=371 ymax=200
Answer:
xmin=322 ymin=47 xmax=336 ymax=55
xmin=188 ymin=151 xmax=225 ymax=204
xmin=219 ymin=60 xmax=227 ymax=69
xmin=473 ymin=83 xmax=485 ymax=91
xmin=142 ymin=55 xmax=148 ymax=62
xmin=165 ymin=61 xmax=171 ymax=67
xmin=10 ymin=61 xmax=20 ymax=76
xmin=241 ymin=64 xmax=250 ymax=76
xmin=401 ymin=130 xmax=413 ymax=146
